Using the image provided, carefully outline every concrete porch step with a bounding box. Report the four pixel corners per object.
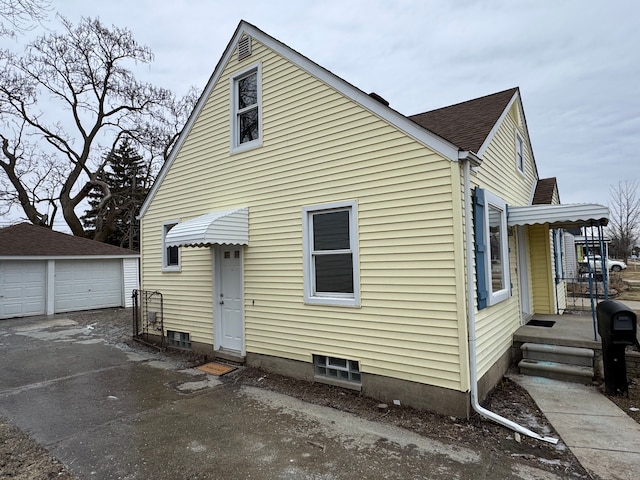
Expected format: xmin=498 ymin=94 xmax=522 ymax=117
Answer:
xmin=518 ymin=359 xmax=594 ymax=384
xmin=521 ymin=343 xmax=594 ymax=367
xmin=214 ymin=348 xmax=246 ymax=365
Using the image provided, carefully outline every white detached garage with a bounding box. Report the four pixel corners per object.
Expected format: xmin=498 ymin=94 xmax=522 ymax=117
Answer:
xmin=0 ymin=223 xmax=139 ymax=319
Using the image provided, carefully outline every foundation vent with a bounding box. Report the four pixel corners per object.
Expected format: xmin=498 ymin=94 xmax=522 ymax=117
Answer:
xmin=237 ymin=35 xmax=252 ymax=61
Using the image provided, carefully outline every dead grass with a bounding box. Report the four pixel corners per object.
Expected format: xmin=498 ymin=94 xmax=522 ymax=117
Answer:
xmin=614 ymin=262 xmax=640 ymax=302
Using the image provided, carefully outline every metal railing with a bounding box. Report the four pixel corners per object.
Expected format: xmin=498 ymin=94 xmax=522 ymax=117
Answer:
xmin=132 ymin=289 xmax=164 ymax=347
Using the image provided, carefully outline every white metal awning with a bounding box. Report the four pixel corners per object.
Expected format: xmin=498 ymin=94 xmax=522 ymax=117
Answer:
xmin=165 ymin=207 xmax=249 ymax=247
xmin=507 ymin=203 xmax=609 ymax=228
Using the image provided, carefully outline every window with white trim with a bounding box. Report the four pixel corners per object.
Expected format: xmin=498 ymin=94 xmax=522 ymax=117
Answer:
xmin=162 ymin=221 xmax=180 ymax=272
xmin=516 ymin=131 xmax=524 ymax=174
xmin=303 ymin=201 xmax=360 ymax=306
xmin=473 ymin=188 xmax=510 ymax=308
xmin=231 ymin=64 xmax=261 ymax=152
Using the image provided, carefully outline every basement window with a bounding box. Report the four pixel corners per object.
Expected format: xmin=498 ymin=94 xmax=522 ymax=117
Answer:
xmin=167 ymin=330 xmax=192 ymax=350
xmin=313 ymin=355 xmax=361 ymax=387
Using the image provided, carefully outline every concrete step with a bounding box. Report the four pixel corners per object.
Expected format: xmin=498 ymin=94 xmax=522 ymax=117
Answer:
xmin=521 ymin=343 xmax=594 ymax=367
xmin=518 ymin=359 xmax=594 ymax=384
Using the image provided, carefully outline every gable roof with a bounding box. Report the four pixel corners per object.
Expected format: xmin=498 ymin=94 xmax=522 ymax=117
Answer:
xmin=408 ymin=88 xmax=519 ymax=153
xmin=140 ymin=20 xmax=463 ymax=218
xmin=0 ymin=223 xmax=139 ymax=258
xmin=532 ymin=177 xmax=559 ymax=205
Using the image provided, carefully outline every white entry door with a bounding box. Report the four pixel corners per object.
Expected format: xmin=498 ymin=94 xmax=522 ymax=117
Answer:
xmin=217 ymin=247 xmax=244 ymax=352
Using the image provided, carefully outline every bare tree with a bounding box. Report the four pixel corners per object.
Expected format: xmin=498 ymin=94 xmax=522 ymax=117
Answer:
xmin=0 ymin=16 xmax=191 ymax=237
xmin=607 ymin=179 xmax=640 ymax=262
xmin=0 ymin=0 xmax=50 ymax=36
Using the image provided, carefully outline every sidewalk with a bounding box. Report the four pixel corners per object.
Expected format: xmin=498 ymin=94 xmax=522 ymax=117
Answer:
xmin=511 ymin=374 xmax=640 ymax=480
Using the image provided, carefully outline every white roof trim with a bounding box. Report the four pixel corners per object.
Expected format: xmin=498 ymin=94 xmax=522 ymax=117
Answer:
xmin=0 ymin=255 xmax=139 ymax=260
xmin=508 ymin=203 xmax=609 ymax=228
xmin=476 ymin=91 xmax=519 ymax=157
xmin=139 ymin=20 xmax=459 ymax=218
xmin=165 ymin=208 xmax=249 ymax=247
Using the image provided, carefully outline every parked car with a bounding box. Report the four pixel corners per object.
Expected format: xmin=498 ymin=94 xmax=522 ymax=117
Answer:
xmin=581 ymin=255 xmax=627 ymax=272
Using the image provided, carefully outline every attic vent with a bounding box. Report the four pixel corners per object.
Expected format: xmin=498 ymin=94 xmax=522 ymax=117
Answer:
xmin=368 ymin=92 xmax=389 ymax=106
xmin=237 ymin=35 xmax=252 ymax=60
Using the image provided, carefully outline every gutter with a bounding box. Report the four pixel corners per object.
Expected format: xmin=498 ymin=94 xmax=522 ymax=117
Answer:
xmin=460 ymin=152 xmax=558 ymax=445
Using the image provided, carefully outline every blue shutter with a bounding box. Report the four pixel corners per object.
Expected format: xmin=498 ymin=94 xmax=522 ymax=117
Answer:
xmin=473 ymin=187 xmax=488 ymax=310
xmin=553 ymin=229 xmax=564 ymax=284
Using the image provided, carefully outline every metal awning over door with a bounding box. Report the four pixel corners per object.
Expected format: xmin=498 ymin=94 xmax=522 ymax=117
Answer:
xmin=507 ymin=203 xmax=609 ymax=228
xmin=165 ymin=207 xmax=249 ymax=247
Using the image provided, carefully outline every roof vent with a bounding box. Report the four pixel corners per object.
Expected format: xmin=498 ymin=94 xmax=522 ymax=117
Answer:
xmin=237 ymin=35 xmax=252 ymax=61
xmin=368 ymin=92 xmax=389 ymax=107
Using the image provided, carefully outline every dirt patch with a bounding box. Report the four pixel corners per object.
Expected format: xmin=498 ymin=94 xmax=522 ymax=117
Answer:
xmin=605 ymin=373 xmax=640 ymax=424
xmin=0 ymin=421 xmax=77 ymax=480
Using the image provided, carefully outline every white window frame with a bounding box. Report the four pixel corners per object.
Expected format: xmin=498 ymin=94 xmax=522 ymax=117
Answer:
xmin=515 ymin=131 xmax=525 ymax=174
xmin=302 ymin=200 xmax=360 ymax=307
xmin=483 ymin=191 xmax=510 ymax=305
xmin=162 ymin=220 xmax=181 ymax=272
xmin=230 ymin=63 xmax=262 ymax=153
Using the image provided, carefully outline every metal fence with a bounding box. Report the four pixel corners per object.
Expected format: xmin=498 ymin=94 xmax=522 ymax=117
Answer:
xmin=561 ymin=269 xmax=625 ymax=314
xmin=132 ymin=289 xmax=164 ymax=347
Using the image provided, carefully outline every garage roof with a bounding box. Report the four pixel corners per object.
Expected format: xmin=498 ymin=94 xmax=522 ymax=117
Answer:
xmin=165 ymin=208 xmax=249 ymax=247
xmin=0 ymin=223 xmax=139 ymax=258
xmin=507 ymin=203 xmax=609 ymax=228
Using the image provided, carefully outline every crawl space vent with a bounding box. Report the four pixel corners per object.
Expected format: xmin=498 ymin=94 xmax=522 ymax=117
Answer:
xmin=237 ymin=35 xmax=252 ymax=60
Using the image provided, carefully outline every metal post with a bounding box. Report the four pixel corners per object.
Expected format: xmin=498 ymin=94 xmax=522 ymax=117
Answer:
xmin=584 ymin=224 xmax=598 ymax=341
xmin=598 ymin=224 xmax=608 ymax=300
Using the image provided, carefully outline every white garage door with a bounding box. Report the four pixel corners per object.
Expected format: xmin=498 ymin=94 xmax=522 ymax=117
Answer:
xmin=0 ymin=261 xmax=46 ymax=319
xmin=54 ymin=260 xmax=123 ymax=313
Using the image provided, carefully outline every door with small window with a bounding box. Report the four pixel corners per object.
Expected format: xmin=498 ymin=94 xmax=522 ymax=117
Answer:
xmin=216 ymin=247 xmax=244 ymax=352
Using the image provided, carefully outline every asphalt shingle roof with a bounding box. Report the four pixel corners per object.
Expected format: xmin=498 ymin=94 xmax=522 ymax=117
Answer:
xmin=408 ymin=88 xmax=519 ymax=153
xmin=0 ymin=223 xmax=138 ymax=257
xmin=532 ymin=177 xmax=558 ymax=205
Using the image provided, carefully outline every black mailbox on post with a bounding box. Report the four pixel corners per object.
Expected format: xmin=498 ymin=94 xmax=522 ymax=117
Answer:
xmin=596 ymin=300 xmax=638 ymax=395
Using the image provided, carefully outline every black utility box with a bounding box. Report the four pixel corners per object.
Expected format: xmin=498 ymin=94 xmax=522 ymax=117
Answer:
xmin=596 ymin=300 xmax=638 ymax=395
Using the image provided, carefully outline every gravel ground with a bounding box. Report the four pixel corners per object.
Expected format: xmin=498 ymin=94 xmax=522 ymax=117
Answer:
xmin=2 ymin=307 xmax=638 ymax=479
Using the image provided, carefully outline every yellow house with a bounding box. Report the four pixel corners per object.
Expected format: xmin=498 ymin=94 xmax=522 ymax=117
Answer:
xmin=138 ymin=21 xmax=608 ymax=418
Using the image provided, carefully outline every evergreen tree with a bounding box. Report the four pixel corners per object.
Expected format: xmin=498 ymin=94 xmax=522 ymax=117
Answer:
xmin=82 ymin=139 xmax=150 ymax=250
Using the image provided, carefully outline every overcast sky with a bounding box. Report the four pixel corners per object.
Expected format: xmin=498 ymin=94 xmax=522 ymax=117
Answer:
xmin=3 ymin=0 xmax=640 ymax=227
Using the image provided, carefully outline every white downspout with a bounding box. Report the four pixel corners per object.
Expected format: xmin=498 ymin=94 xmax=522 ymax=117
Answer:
xmin=461 ymin=152 xmax=558 ymax=445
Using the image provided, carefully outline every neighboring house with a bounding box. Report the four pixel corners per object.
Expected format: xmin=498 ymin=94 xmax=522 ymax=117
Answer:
xmin=137 ymin=21 xmax=608 ymax=417
xmin=0 ymin=223 xmax=139 ymax=319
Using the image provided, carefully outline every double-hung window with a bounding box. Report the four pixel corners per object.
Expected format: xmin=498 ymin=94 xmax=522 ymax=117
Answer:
xmin=473 ymin=188 xmax=510 ymax=308
xmin=162 ymin=221 xmax=180 ymax=272
xmin=231 ymin=64 xmax=261 ymax=152
xmin=303 ymin=201 xmax=360 ymax=306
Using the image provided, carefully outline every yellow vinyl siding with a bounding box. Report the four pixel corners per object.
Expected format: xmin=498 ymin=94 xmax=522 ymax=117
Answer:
xmin=142 ymin=40 xmax=465 ymax=390
xmin=471 ymin=106 xmax=537 ymax=379
xmin=474 ymin=234 xmax=521 ymax=375
xmin=529 ymin=224 xmax=555 ymax=314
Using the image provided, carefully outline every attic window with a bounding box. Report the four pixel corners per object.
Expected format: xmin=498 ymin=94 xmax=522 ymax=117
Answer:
xmin=516 ymin=132 xmax=524 ymax=174
xmin=231 ymin=65 xmax=262 ymax=151
xmin=237 ymin=36 xmax=252 ymax=60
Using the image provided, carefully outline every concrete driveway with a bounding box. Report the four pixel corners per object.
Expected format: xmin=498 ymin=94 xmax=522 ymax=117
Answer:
xmin=0 ymin=312 xmax=569 ymax=479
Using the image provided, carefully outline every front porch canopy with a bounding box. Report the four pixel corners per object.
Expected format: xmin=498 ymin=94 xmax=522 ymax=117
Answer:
xmin=165 ymin=207 xmax=249 ymax=247
xmin=507 ymin=203 xmax=609 ymax=228
xmin=507 ymin=202 xmax=609 ymax=341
